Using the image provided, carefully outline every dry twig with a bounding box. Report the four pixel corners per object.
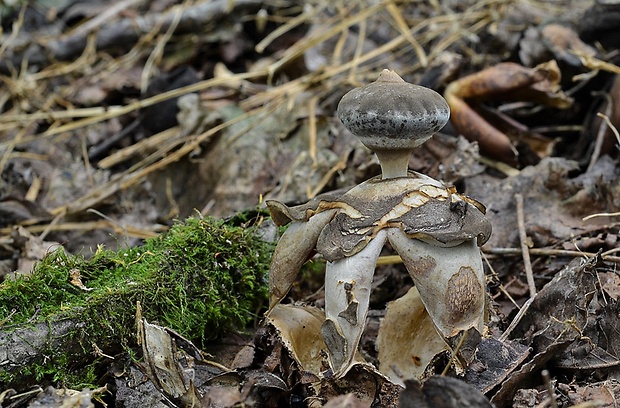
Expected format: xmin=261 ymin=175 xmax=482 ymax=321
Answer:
xmin=515 ymin=193 xmax=536 ymax=298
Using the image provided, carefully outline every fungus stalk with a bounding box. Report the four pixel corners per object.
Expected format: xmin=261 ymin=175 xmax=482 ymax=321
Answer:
xmin=374 ymin=149 xmax=412 ymax=179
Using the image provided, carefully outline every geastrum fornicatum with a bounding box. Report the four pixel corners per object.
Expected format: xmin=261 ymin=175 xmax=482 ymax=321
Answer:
xmin=266 ymin=69 xmax=491 ymax=378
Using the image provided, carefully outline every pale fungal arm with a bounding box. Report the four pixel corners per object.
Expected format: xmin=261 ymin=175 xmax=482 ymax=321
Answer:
xmin=387 ymin=228 xmax=485 ymax=338
xmin=321 ymin=229 xmax=388 ymax=377
xmin=267 ymin=209 xmax=336 ymax=312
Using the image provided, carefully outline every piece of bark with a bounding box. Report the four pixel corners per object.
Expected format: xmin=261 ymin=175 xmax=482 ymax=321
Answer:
xmin=0 ymin=318 xmax=93 ymax=385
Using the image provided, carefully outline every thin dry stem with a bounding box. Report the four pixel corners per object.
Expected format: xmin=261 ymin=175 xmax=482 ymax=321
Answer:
xmin=386 ymin=0 xmax=427 ymax=67
xmin=483 ymin=252 xmax=521 ymax=310
xmin=0 ymin=5 xmax=26 ymax=58
xmin=582 ymin=211 xmax=620 ymax=221
xmin=255 ymin=3 xmax=320 ymax=54
xmin=0 ymin=221 xmax=163 ymax=241
xmin=141 ymin=0 xmax=189 ymax=93
xmin=308 ymin=95 xmax=319 ymax=166
xmin=541 ymin=369 xmax=559 ymax=408
xmin=97 ymin=127 xmax=180 ymax=169
xmin=377 ymin=248 xmax=620 ymax=264
xmin=515 ymin=193 xmax=537 ymax=298
xmin=588 ymin=95 xmax=613 ymax=172
xmin=306 ymin=152 xmax=348 ymax=199
xmin=499 ymin=296 xmax=536 ymax=342
xmin=72 ymin=0 xmax=143 ymax=38
xmin=597 ymin=111 xmax=620 ymax=146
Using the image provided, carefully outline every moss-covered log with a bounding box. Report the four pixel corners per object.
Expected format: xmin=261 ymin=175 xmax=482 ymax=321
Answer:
xmin=0 ymin=216 xmax=272 ymax=388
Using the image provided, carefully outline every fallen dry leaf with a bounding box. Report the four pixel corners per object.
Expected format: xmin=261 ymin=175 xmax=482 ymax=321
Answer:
xmin=377 ymin=286 xmax=446 ymax=386
xmin=600 ymin=272 xmax=620 ymax=301
xmin=445 ymin=61 xmax=572 ymax=166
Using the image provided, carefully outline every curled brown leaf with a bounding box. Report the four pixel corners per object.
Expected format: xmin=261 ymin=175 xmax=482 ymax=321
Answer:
xmin=445 ymin=61 xmax=572 ymax=166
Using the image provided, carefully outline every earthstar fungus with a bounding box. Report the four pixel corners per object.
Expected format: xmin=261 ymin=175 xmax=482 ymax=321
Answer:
xmin=266 ymin=70 xmax=492 ymax=378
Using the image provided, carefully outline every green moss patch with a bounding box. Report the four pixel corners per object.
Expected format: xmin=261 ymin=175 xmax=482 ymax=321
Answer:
xmin=0 ymin=216 xmax=272 ymax=387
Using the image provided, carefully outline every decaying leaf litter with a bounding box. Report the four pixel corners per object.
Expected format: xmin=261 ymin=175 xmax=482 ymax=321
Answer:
xmin=1 ymin=0 xmax=620 ymax=406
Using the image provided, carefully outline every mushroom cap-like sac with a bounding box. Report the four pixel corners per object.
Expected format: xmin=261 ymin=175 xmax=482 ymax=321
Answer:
xmin=337 ymin=69 xmax=450 ymax=151
xmin=266 ymin=171 xmax=491 ymax=262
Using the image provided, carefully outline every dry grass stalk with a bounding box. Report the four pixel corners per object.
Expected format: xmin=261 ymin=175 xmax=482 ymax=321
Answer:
xmin=515 ymin=193 xmax=536 ymax=298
